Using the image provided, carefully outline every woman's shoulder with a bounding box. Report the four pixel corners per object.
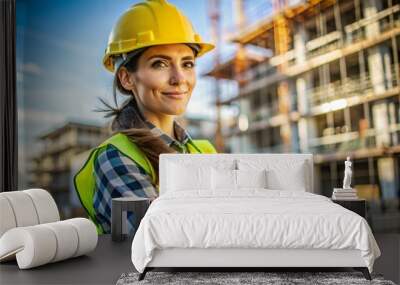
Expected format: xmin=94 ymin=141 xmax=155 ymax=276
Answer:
xmin=94 ymin=144 xmax=148 ymax=176
xmin=93 ymin=144 xmax=158 ymax=198
xmin=95 ymin=144 xmax=121 ymax=164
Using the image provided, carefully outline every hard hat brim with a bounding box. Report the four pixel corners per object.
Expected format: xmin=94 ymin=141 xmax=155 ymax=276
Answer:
xmin=103 ymin=42 xmax=215 ymax=73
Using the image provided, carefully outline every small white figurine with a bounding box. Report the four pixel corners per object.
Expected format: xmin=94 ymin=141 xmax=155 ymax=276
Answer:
xmin=343 ymin=156 xmax=352 ymax=189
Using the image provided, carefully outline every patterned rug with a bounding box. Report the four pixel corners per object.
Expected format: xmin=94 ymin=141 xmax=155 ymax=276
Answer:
xmin=116 ymin=271 xmax=396 ymax=285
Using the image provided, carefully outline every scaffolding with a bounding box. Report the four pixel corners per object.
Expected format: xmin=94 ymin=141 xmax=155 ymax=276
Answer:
xmin=206 ymin=0 xmax=400 ymax=233
xmin=208 ymin=0 xmax=225 ymax=152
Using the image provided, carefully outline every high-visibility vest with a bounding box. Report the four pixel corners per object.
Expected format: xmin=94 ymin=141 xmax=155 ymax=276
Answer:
xmin=73 ymin=132 xmax=217 ymax=234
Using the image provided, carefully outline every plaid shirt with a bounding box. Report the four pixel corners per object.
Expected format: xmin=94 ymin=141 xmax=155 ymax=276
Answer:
xmin=93 ymin=120 xmax=192 ymax=234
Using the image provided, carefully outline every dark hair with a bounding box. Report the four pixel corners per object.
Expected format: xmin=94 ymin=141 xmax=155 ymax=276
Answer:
xmin=96 ymin=44 xmax=199 ymax=187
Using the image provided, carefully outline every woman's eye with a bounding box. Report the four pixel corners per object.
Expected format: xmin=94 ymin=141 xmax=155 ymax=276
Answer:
xmin=151 ymin=60 xmax=168 ymax=68
xmin=183 ymin=61 xmax=195 ymax=68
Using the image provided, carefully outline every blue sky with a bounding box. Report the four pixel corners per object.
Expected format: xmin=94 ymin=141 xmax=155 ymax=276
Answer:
xmin=15 ymin=0 xmax=243 ymax=160
xmin=16 ymin=0 xmax=240 ymax=155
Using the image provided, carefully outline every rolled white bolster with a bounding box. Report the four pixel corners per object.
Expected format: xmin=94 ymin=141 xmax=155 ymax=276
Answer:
xmin=0 ymin=226 xmax=57 ymax=269
xmin=0 ymin=196 xmax=17 ymax=237
xmin=23 ymin=189 xmax=60 ymax=224
xmin=0 ymin=218 xmax=98 ymax=269
xmin=0 ymin=192 xmax=39 ymax=227
xmin=65 ymin=218 xmax=98 ymax=257
xmin=42 ymin=221 xmax=79 ymax=262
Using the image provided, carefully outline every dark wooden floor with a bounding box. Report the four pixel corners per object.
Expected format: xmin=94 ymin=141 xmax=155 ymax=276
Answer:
xmin=0 ymin=235 xmax=134 ymax=284
xmin=374 ymin=233 xmax=400 ymax=284
xmin=0 ymin=233 xmax=398 ymax=284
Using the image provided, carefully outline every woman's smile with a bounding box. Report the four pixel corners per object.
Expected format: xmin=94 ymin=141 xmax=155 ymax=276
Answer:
xmin=161 ymin=90 xmax=188 ymax=99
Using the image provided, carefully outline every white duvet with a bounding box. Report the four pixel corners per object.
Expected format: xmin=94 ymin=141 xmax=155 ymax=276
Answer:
xmin=131 ymin=190 xmax=381 ymax=273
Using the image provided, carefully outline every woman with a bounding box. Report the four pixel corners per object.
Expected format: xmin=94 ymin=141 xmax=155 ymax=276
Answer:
xmin=74 ymin=0 xmax=217 ymax=235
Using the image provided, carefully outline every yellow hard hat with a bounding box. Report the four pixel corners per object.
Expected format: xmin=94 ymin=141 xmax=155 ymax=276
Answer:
xmin=103 ymin=0 xmax=215 ymax=73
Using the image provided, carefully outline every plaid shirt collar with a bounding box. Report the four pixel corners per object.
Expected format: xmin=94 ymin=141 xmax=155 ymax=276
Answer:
xmin=144 ymin=119 xmax=192 ymax=152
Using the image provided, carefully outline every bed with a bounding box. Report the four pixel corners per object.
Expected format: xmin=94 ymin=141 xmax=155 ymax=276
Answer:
xmin=131 ymin=154 xmax=381 ymax=281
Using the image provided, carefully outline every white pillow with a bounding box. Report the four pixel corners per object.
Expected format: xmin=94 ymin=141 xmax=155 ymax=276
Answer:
xmin=266 ymin=161 xmax=307 ymax=191
xmin=211 ymin=168 xmax=237 ymax=191
xmin=167 ymin=162 xmax=211 ymax=191
xmin=236 ymin=169 xmax=267 ymax=189
xmin=209 ymin=159 xmax=237 ymax=170
xmin=237 ymin=159 xmax=309 ymax=191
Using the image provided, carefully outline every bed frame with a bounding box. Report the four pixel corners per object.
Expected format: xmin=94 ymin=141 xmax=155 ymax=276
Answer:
xmin=137 ymin=154 xmax=372 ymax=281
xmin=138 ymin=248 xmax=371 ymax=280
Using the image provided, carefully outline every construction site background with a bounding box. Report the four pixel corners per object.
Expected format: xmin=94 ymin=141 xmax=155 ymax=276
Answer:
xmin=26 ymin=0 xmax=399 ymax=234
xmin=207 ymin=0 xmax=400 ymax=233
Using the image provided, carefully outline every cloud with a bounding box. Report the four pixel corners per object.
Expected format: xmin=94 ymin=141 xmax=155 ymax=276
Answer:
xmin=17 ymin=108 xmax=66 ymax=136
xmin=18 ymin=28 xmax=98 ymax=58
xmin=17 ymin=108 xmax=65 ymax=155
xmin=18 ymin=107 xmax=65 ymax=123
xmin=20 ymin=62 xmax=43 ymax=76
xmin=17 ymin=71 xmax=24 ymax=82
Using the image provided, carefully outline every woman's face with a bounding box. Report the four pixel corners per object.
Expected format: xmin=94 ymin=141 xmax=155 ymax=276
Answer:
xmin=122 ymin=44 xmax=196 ymax=117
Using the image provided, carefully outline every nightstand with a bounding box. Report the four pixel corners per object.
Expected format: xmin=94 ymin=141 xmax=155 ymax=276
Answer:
xmin=111 ymin=197 xmax=151 ymax=242
xmin=331 ymin=198 xmax=367 ymax=219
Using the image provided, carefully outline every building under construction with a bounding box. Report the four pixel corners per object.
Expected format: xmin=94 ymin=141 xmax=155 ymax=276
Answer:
xmin=207 ymin=0 xmax=400 ymax=232
xmin=30 ymin=121 xmax=109 ymax=218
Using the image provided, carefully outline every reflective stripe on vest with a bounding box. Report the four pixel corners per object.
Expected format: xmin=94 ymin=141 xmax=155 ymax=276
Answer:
xmin=73 ymin=133 xmax=217 ymax=234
